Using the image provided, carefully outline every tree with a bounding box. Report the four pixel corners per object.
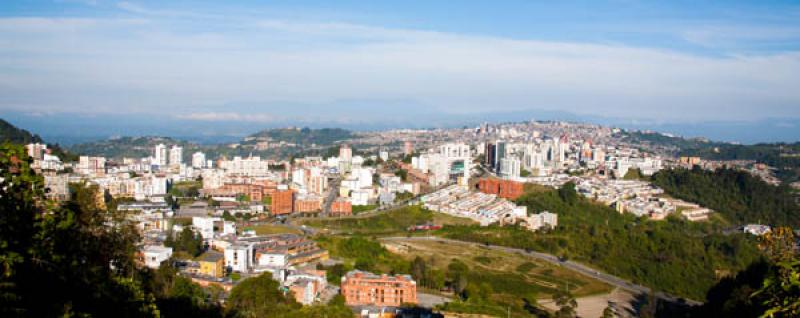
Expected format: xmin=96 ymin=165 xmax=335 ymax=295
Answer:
xmin=0 ymin=144 xmax=159 ymax=317
xmin=222 ymin=210 xmax=236 ymax=222
xmin=227 ymin=273 xmax=299 ymax=317
xmin=754 ymin=227 xmax=800 ymax=317
xmin=395 ymin=168 xmax=408 ymax=181
xmin=601 ymin=305 xmax=615 ymax=318
xmin=623 ymin=168 xmax=643 ymax=180
xmin=553 ymin=288 xmax=577 ymax=318
xmin=411 ymin=256 xmax=427 ymax=287
xmin=165 ymin=227 xmax=204 ymax=257
xmin=557 ymin=182 xmax=579 ymax=204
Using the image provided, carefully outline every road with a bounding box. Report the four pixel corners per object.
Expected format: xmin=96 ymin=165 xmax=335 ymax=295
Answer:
xmin=321 ymin=175 xmax=341 ymax=216
xmin=379 ymin=236 xmax=702 ymax=307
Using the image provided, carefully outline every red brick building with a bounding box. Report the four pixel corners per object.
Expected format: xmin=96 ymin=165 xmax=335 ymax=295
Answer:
xmin=294 ymin=195 xmax=323 ymax=213
xmin=477 ymin=178 xmax=524 ymax=200
xmin=271 ymin=189 xmax=294 ymax=215
xmin=330 ymin=198 xmax=352 ymax=216
xmin=220 ymin=183 xmax=265 ymax=202
xmin=340 ymin=270 xmax=417 ymax=307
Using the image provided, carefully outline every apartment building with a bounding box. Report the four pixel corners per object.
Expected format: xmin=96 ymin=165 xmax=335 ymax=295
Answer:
xmin=341 ymin=270 xmax=417 ymax=307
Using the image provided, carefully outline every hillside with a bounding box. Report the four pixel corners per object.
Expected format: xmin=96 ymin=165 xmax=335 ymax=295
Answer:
xmin=679 ymin=143 xmax=800 ymax=183
xmin=247 ymin=127 xmax=353 ymax=146
xmin=651 ymin=167 xmax=800 ymax=227
xmin=68 ymin=136 xmax=199 ymax=160
xmin=437 ymin=184 xmax=761 ymax=301
xmin=0 ymin=118 xmax=43 ymax=144
xmin=0 ymin=118 xmax=76 ymax=161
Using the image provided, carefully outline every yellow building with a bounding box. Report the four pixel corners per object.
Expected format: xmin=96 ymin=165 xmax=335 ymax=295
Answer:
xmin=197 ymin=251 xmax=225 ymax=278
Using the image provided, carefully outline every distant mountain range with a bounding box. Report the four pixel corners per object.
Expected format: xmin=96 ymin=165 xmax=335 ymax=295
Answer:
xmin=1 ymin=109 xmax=798 ymax=146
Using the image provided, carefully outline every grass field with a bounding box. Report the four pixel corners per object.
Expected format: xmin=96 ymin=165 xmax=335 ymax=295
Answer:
xmin=381 ymin=237 xmax=612 ymax=316
xmin=382 ymin=238 xmax=611 ymax=297
xmin=301 ymin=205 xmax=476 ymax=236
xmin=243 ymin=223 xmax=302 ymax=235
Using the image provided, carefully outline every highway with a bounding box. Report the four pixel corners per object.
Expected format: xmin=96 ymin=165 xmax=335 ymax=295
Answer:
xmin=379 ymin=236 xmax=702 ymax=307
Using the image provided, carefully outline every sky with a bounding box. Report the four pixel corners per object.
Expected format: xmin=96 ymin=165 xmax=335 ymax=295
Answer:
xmin=0 ymin=1 xmax=799 ymax=141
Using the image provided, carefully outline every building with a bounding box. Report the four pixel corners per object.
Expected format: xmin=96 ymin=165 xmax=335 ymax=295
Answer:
xmin=169 ymin=145 xmax=183 ymax=166
xmin=219 ymin=156 xmax=270 ymax=176
xmin=271 ymin=189 xmax=294 ymax=215
xmin=477 ymin=178 xmax=525 ymax=200
xmin=295 ymin=194 xmax=323 ymax=213
xmin=154 ymin=143 xmax=168 ymax=166
xmin=340 ymin=270 xmax=417 ymax=307
xmin=142 ymin=245 xmax=173 ymax=269
xmin=330 ymin=198 xmax=352 ymax=216
xmin=192 ymin=152 xmax=206 ymax=168
xmin=499 ymin=157 xmax=521 ymax=179
xmin=197 ymin=251 xmax=225 ymax=278
xmin=77 ymin=156 xmax=106 ymax=176
xmin=403 ymin=141 xmax=413 ymax=156
xmin=225 ymin=243 xmax=253 ymax=273
xmin=339 ymin=144 xmax=353 ymax=162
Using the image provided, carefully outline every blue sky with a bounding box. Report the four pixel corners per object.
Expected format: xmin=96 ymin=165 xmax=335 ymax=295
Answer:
xmin=1 ymin=0 xmax=799 ymax=129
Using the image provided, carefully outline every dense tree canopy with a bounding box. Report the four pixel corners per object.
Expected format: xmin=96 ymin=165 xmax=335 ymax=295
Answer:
xmin=0 ymin=143 xmax=158 ymax=317
xmin=439 ymin=184 xmax=762 ymax=300
xmin=652 ymin=167 xmax=800 ymax=227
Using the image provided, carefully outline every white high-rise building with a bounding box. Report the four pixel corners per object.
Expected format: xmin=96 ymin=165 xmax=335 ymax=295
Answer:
xmin=169 ymin=145 xmax=183 ymax=166
xmin=438 ymin=143 xmax=471 ymax=160
xmin=499 ymin=157 xmax=521 ymax=179
xmin=192 ymin=152 xmax=206 ymax=168
xmin=154 ymin=144 xmax=168 ymax=166
xmin=219 ymin=156 xmax=270 ymax=176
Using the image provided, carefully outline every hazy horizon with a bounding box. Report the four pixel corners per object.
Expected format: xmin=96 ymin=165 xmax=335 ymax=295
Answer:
xmin=1 ymin=1 xmax=799 ymax=143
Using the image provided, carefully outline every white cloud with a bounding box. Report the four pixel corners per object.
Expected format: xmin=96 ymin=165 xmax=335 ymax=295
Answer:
xmin=176 ymin=112 xmax=279 ymax=123
xmin=0 ymin=14 xmax=798 ymax=122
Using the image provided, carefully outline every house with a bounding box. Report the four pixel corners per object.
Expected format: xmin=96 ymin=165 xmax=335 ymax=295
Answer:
xmin=197 ymin=251 xmax=225 ymax=278
xmin=142 ymin=245 xmax=172 ymax=269
xmin=224 ymin=242 xmax=253 ymax=273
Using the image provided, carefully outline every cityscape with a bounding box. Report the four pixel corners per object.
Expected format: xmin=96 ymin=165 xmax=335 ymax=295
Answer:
xmin=1 ymin=1 xmax=800 ymax=318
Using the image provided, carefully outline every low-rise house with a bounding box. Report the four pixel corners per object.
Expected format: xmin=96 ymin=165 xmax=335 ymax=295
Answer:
xmin=141 ymin=245 xmax=173 ymax=269
xmin=197 ymin=251 xmax=225 ymax=278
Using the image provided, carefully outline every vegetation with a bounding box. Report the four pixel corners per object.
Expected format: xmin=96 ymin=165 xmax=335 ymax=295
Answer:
xmin=623 ymin=167 xmax=645 ymax=180
xmin=319 ymin=236 xmax=603 ymax=316
xmin=0 ymin=144 xmax=159 ymax=316
xmin=680 ymin=142 xmax=800 ymax=183
xmin=437 ymin=182 xmax=762 ymax=300
xmin=302 ymin=205 xmax=475 ymax=236
xmin=0 ymin=118 xmax=76 ymax=161
xmin=226 ymin=273 xmax=352 ymax=318
xmin=352 ymin=204 xmax=377 ymax=214
xmin=652 ymin=167 xmax=800 ymax=227
xmin=248 ymin=127 xmax=353 ymax=146
xmin=164 ymin=227 xmax=205 ymax=257
xmin=697 ymin=227 xmax=799 ymax=317
xmin=244 ymin=223 xmax=302 ymax=235
xmin=303 ymin=205 xmax=435 ymax=235
xmin=395 ymin=168 xmax=408 ymax=181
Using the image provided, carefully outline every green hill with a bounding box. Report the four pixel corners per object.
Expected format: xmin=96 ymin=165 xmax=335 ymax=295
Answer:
xmin=247 ymin=127 xmax=353 ymax=146
xmin=0 ymin=118 xmax=43 ymax=144
xmin=0 ymin=118 xmax=76 ymax=161
xmin=652 ymin=167 xmax=800 ymax=227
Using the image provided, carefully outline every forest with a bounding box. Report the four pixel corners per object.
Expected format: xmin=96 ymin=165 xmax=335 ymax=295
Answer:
xmin=438 ymin=183 xmax=762 ymax=301
xmin=652 ymin=167 xmax=800 ymax=227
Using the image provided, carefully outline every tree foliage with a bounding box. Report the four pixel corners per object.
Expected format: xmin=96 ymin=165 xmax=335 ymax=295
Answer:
xmin=652 ymin=167 xmax=800 ymax=227
xmin=439 ymin=185 xmax=761 ymax=300
xmin=0 ymin=143 xmax=158 ymax=317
